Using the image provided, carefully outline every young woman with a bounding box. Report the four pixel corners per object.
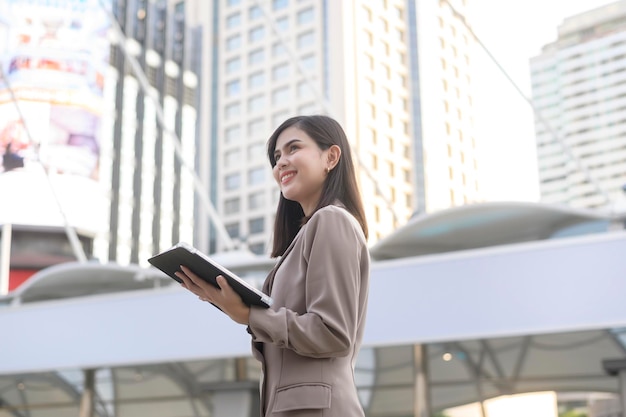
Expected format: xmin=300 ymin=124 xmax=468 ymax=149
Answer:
xmin=177 ymin=115 xmax=370 ymax=416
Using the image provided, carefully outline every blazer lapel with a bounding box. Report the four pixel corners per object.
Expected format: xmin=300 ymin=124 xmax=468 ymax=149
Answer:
xmin=263 ymin=226 xmax=304 ymax=295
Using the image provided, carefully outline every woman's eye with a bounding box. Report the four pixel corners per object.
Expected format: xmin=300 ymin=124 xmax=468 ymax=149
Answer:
xmin=289 ymin=145 xmax=299 ymax=152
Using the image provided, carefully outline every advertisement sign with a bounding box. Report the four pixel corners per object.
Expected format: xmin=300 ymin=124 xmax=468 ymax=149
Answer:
xmin=0 ymin=0 xmax=111 ymax=179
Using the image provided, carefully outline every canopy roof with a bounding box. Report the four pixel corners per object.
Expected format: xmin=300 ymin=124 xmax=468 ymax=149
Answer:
xmin=369 ymin=201 xmax=617 ymax=260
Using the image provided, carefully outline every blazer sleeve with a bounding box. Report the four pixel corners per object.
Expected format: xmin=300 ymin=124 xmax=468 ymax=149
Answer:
xmin=247 ymin=207 xmax=366 ymax=358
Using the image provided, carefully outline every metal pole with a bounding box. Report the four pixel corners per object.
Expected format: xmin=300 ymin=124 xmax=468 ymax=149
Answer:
xmin=0 ymin=223 xmax=11 ymax=295
xmin=413 ymin=344 xmax=431 ymax=417
xmin=78 ymin=369 xmax=96 ymax=417
xmin=619 ymin=370 xmax=626 ymax=417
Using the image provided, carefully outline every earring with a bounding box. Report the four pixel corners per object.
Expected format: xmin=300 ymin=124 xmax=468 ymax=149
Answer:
xmin=325 ymin=167 xmax=330 ymax=174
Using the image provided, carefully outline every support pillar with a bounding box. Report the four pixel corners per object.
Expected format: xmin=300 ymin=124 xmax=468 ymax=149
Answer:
xmin=0 ymin=223 xmax=12 ymax=296
xmin=602 ymin=359 xmax=626 ymax=417
xmin=79 ymin=369 xmax=96 ymax=417
xmin=414 ymin=344 xmax=431 ymax=417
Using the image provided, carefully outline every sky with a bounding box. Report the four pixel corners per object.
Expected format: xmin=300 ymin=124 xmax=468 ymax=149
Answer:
xmin=468 ymin=0 xmax=617 ymax=203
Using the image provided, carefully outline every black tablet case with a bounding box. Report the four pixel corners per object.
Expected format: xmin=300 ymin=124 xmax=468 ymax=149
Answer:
xmin=148 ymin=242 xmax=273 ymax=308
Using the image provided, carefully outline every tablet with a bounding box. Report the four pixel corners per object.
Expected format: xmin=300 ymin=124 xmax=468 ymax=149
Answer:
xmin=148 ymin=242 xmax=273 ymax=308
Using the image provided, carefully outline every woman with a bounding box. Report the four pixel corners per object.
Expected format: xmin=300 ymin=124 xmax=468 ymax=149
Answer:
xmin=177 ymin=115 xmax=370 ymax=416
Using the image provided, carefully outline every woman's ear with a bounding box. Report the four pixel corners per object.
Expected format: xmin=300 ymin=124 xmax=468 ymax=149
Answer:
xmin=327 ymin=145 xmax=341 ymax=170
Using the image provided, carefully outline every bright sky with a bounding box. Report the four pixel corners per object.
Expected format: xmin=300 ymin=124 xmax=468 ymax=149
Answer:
xmin=469 ymin=0 xmax=617 ymax=203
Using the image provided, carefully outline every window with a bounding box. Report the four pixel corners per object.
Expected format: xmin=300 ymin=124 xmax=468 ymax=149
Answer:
xmin=248 ymin=71 xmax=265 ymax=88
xmin=226 ymin=57 xmax=241 ymax=73
xmin=227 ymin=0 xmax=241 ymax=6
xmin=224 ymin=125 xmax=241 ymax=143
xmin=276 ymin=16 xmax=288 ymax=32
xmin=248 ymin=119 xmax=265 ymax=135
xmin=272 ymin=42 xmax=286 ymax=57
xmin=248 ymin=142 xmax=265 ymax=160
xmin=225 ymin=173 xmax=241 ymax=190
xmin=248 ymin=167 xmax=265 ymax=185
xmin=225 ymin=222 xmax=240 ymax=239
xmin=249 ymin=26 xmax=265 ymax=42
xmin=249 ymin=217 xmax=265 ymax=234
xmin=249 ymin=5 xmax=262 ymax=19
xmin=273 ymin=111 xmax=289 ymax=127
xmin=224 ymin=197 xmax=240 ymax=213
xmin=273 ymin=0 xmax=288 ymax=10
xmin=300 ymin=54 xmax=315 ymax=71
xmin=248 ymin=191 xmax=265 ymax=210
xmin=272 ymin=87 xmax=290 ymax=104
xmin=297 ymin=31 xmax=314 ymax=49
xmin=225 ymin=102 xmax=241 ymax=118
xmin=298 ymin=102 xmax=316 ymax=114
xmin=226 ymin=79 xmax=240 ymax=97
xmin=226 ymin=34 xmax=241 ymax=50
xmin=226 ymin=12 xmax=241 ymax=29
xmin=249 ymin=242 xmax=265 ymax=255
xmin=224 ymin=149 xmax=241 ymax=167
xmin=298 ymin=81 xmax=313 ymax=98
xmin=249 ymin=48 xmax=264 ymax=65
xmin=272 ymin=63 xmax=289 ymax=80
xmin=246 ymin=95 xmax=264 ymax=113
xmin=297 ymin=7 xmax=314 ymax=24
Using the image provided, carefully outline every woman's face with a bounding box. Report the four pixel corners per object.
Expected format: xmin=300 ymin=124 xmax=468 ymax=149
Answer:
xmin=272 ymin=126 xmax=330 ymax=216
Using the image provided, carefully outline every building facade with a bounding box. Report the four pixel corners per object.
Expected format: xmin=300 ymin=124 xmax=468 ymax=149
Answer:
xmin=188 ymin=0 xmax=484 ymax=254
xmin=96 ymin=0 xmax=201 ymax=264
xmin=530 ymin=0 xmax=626 ymax=210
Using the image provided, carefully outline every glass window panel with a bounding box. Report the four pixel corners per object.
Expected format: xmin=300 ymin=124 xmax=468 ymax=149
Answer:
xmin=248 ymin=71 xmax=265 ymax=88
xmin=225 ymin=173 xmax=241 ymax=190
xmin=225 ymin=102 xmax=241 ymax=119
xmin=224 ymin=125 xmax=241 ymax=143
xmin=272 ymin=63 xmax=289 ymax=81
xmin=249 ymin=217 xmax=265 ymax=234
xmin=224 ymin=197 xmax=240 ymax=213
xmin=249 ymin=26 xmax=265 ymax=43
xmin=248 ymin=95 xmax=266 ymax=113
xmin=225 ymin=222 xmax=240 ymax=238
xmin=248 ymin=191 xmax=265 ymax=210
xmin=248 ymin=118 xmax=265 ymax=136
xmin=276 ymin=16 xmax=288 ymax=32
xmin=297 ymin=31 xmax=314 ymax=49
xmin=272 ymin=42 xmax=286 ymax=57
xmin=249 ymin=48 xmax=265 ymax=65
xmin=249 ymin=5 xmax=262 ymax=19
xmin=300 ymin=54 xmax=315 ymax=71
xmin=248 ymin=167 xmax=265 ymax=185
xmin=224 ymin=149 xmax=241 ymax=167
xmin=297 ymin=7 xmax=314 ymax=25
xmin=226 ymin=34 xmax=241 ymax=50
xmin=272 ymin=87 xmax=290 ymax=104
xmin=226 ymin=12 xmax=241 ymax=29
xmin=249 ymin=242 xmax=265 ymax=255
xmin=226 ymin=57 xmax=241 ymax=73
xmin=273 ymin=0 xmax=288 ymax=11
xmin=248 ymin=142 xmax=265 ymax=160
xmin=226 ymin=79 xmax=241 ymax=96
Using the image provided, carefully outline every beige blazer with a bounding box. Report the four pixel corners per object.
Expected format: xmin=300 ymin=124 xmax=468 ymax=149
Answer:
xmin=248 ymin=205 xmax=370 ymax=417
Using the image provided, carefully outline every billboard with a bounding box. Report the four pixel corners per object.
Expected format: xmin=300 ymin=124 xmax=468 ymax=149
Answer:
xmin=0 ymin=0 xmax=111 ymax=179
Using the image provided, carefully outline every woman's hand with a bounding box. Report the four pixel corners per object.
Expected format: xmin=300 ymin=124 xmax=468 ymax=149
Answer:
xmin=175 ymin=265 xmax=250 ymax=325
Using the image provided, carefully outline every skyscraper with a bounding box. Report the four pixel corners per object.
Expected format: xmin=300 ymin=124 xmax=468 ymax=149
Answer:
xmin=530 ymin=0 xmax=626 ymax=210
xmin=190 ymin=0 xmax=483 ymax=254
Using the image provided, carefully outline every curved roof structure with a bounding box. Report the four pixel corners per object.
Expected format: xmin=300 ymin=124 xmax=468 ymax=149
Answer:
xmin=370 ymin=201 xmax=616 ymax=260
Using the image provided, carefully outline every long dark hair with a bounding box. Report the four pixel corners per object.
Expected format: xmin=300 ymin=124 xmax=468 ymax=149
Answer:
xmin=267 ymin=115 xmax=368 ymax=257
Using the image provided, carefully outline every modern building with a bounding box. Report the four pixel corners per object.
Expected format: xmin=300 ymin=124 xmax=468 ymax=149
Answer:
xmin=187 ymin=0 xmax=484 ymax=254
xmin=0 ymin=0 xmax=204 ymax=292
xmin=530 ymin=0 xmax=626 ymax=211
